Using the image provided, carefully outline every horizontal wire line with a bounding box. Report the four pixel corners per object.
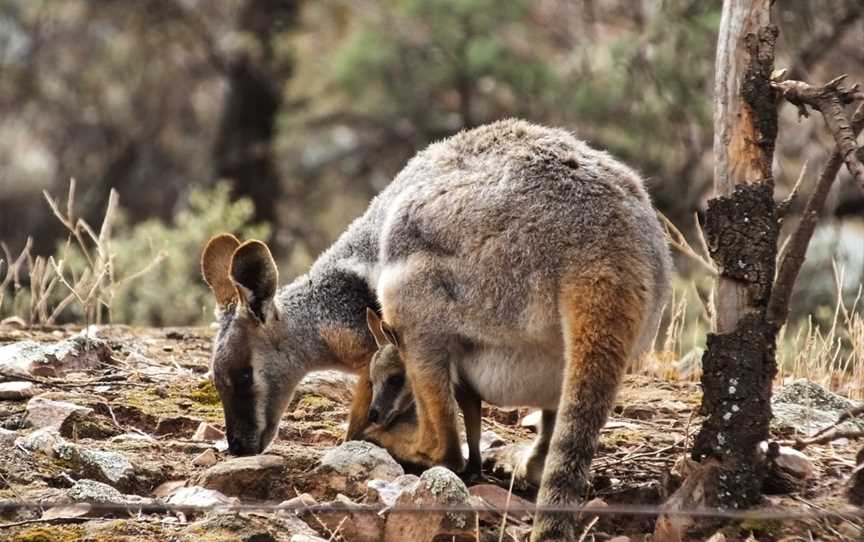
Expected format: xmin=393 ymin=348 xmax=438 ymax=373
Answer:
xmin=0 ymin=499 xmax=860 ymax=524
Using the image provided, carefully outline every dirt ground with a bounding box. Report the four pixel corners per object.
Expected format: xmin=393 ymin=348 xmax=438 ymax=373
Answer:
xmin=0 ymin=325 xmax=861 ymax=541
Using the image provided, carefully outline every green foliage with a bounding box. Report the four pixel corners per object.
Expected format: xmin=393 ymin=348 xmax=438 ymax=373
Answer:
xmin=56 ymin=182 xmax=269 ymax=326
xmin=330 ymin=0 xmax=558 ymax=124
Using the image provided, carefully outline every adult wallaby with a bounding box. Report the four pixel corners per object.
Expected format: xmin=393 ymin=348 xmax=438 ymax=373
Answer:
xmin=365 ymin=308 xmax=484 ymax=476
xmin=201 ymin=119 xmax=671 ymax=542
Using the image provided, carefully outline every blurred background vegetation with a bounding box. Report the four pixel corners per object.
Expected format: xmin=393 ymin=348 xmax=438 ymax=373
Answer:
xmin=0 ymin=1 xmax=861 ymax=365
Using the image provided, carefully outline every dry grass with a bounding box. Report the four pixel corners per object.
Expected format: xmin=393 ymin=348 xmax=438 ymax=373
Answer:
xmin=0 ymin=179 xmax=164 ymax=326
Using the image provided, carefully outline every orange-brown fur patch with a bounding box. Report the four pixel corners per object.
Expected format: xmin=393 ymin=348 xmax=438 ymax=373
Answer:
xmin=319 ymin=324 xmax=375 ymax=371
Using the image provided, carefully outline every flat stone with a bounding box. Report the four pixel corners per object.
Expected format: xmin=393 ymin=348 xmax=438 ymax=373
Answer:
xmin=0 ymin=329 xmax=111 ymax=378
xmin=67 ymin=479 xmax=126 ymax=504
xmin=24 ymin=396 xmax=93 ymax=430
xmin=195 ymin=454 xmax=287 ymax=499
xmin=191 ymin=422 xmax=224 ymax=441
xmin=384 ymin=466 xmax=473 ymax=542
xmin=166 ymin=486 xmax=237 ymax=509
xmin=313 ymin=441 xmax=403 ymax=499
xmin=192 ymin=448 xmax=218 ymax=467
xmin=0 ymin=381 xmax=36 ymax=400
xmin=772 ymin=379 xmax=864 ymax=434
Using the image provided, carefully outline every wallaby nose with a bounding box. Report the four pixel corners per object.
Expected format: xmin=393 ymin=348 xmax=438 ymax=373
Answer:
xmin=368 ymin=408 xmax=380 ymax=424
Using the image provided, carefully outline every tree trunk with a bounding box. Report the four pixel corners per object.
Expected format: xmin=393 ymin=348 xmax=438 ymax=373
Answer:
xmin=692 ymin=0 xmax=780 ymax=509
xmin=213 ymin=0 xmax=298 ymax=242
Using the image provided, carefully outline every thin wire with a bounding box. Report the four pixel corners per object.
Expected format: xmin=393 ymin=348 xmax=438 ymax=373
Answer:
xmin=1 ymin=499 xmax=862 ymax=526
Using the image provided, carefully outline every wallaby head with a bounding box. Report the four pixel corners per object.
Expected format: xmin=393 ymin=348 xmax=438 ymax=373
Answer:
xmin=365 ymin=308 xmax=413 ymax=428
xmin=201 ymin=234 xmax=305 ymax=456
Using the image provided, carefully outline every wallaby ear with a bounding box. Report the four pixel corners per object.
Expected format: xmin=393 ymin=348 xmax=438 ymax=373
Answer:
xmin=366 ymin=308 xmax=388 ymax=348
xmin=230 ymin=240 xmax=278 ymax=322
xmin=202 ymin=233 xmax=241 ymax=307
xmin=381 ymin=320 xmax=399 ymax=347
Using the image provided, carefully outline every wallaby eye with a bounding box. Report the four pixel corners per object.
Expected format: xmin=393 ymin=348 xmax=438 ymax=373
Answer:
xmin=233 ymin=368 xmax=253 ymax=390
xmin=386 ymin=374 xmax=405 ymax=389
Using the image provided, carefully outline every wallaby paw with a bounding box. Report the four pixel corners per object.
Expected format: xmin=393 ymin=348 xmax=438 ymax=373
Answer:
xmin=482 ymin=443 xmax=536 ymax=490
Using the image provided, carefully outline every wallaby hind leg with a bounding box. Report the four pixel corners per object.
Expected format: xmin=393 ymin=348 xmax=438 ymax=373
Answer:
xmin=455 ymin=384 xmax=482 ymax=476
xmin=532 ymin=271 xmax=647 ymax=542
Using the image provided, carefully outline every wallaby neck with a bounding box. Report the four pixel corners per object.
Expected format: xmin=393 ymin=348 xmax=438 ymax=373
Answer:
xmin=275 ymin=229 xmax=381 ymax=373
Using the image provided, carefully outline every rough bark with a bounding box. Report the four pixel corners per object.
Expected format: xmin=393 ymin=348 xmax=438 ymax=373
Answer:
xmin=213 ymin=0 xmax=298 ymax=236
xmin=694 ymin=0 xmax=779 ymax=510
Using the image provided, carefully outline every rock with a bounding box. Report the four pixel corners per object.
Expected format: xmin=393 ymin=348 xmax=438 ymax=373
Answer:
xmin=705 ymin=533 xmax=726 ymax=542
xmin=16 ymin=427 xmax=63 ymax=454
xmin=195 ymin=454 xmax=287 ymax=499
xmin=42 ymin=502 xmax=93 ymax=520
xmin=155 ymin=415 xmax=201 ymax=436
xmin=110 ymin=432 xmax=157 ymax=443
xmin=468 ymin=483 xmax=533 ymax=521
xmin=278 ymin=493 xmax=318 ymax=511
xmin=0 ymin=427 xmax=17 ymax=447
xmin=313 ymin=441 xmax=404 ymax=498
xmin=772 ymin=379 xmax=864 ymax=434
xmin=0 ymin=329 xmax=111 ymax=378
xmin=384 ymin=466 xmax=473 ymax=542
xmin=367 ymin=475 xmax=420 ymax=507
xmin=59 ymin=409 xmax=120 ymax=439
xmin=0 ymin=381 xmax=36 ymax=400
xmin=192 ymin=422 xmax=224 ymax=441
xmin=67 ymin=479 xmax=126 ymax=504
xmin=759 ymin=441 xmax=814 ymax=494
xmin=181 ymin=512 xmax=319 ymax=541
xmin=318 ymin=494 xmax=384 ymax=542
xmin=166 ymin=486 xmax=237 ymax=508
xmin=192 ymin=448 xmax=218 ymax=467
xmin=53 ymin=442 xmax=136 ymax=492
xmin=290 ymin=535 xmax=328 ymax=542
xmin=520 ymin=410 xmax=542 ymax=430
xmin=609 ymin=537 xmax=632 ymax=542
xmin=24 ymin=396 xmax=93 ymax=430
xmin=152 ymin=480 xmax=188 ymax=498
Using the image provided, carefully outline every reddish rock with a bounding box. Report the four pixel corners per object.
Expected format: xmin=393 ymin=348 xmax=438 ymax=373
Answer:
xmin=191 ymin=422 xmax=224 ymax=441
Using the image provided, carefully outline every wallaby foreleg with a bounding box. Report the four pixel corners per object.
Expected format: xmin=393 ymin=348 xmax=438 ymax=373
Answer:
xmin=346 ymin=364 xmax=374 ymax=441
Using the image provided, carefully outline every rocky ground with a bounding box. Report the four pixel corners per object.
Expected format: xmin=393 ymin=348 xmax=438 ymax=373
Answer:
xmin=0 ymin=324 xmax=862 ymax=541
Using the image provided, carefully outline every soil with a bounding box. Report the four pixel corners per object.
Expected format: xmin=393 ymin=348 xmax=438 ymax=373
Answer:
xmin=0 ymin=325 xmax=860 ymax=541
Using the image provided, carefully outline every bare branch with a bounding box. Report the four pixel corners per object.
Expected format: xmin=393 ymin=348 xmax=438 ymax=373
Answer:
xmin=776 ymin=160 xmax=808 ymax=218
xmin=773 ymin=76 xmax=864 ymax=189
xmin=768 ymin=103 xmax=864 ymax=325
